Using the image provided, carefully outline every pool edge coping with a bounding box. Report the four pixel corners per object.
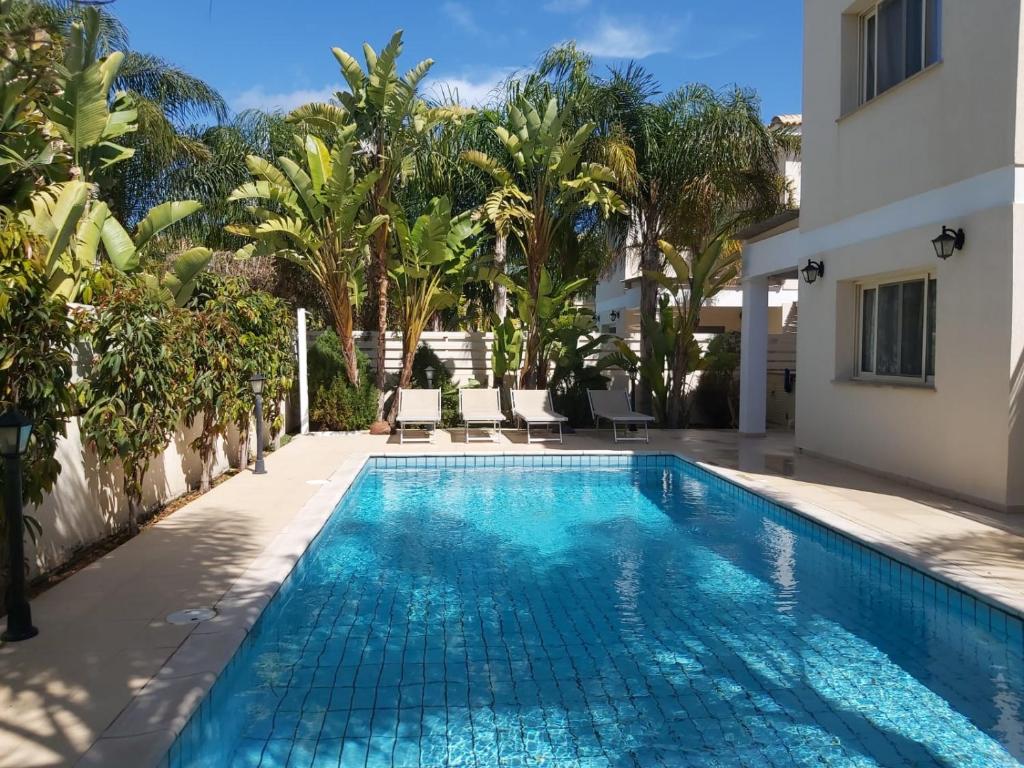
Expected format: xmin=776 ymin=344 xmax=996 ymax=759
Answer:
xmin=79 ymin=448 xmax=1024 ymax=767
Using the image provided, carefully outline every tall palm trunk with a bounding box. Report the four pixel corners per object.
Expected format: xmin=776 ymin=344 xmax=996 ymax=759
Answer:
xmin=637 ymin=240 xmax=661 ymax=416
xmin=371 ymin=223 xmax=389 ymax=392
xmin=493 ymin=233 xmax=508 ymax=321
xmin=666 ymin=331 xmax=689 ymax=428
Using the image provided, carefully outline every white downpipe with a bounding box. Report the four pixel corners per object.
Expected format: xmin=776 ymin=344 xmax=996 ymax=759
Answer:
xmin=297 ymin=308 xmax=309 ymax=435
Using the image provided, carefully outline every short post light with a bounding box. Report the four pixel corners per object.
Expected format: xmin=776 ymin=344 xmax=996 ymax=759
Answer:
xmin=425 ymin=366 xmax=435 ymax=388
xmin=0 ymin=409 xmax=38 ymax=642
xmin=249 ymin=374 xmax=267 ymax=475
xmin=932 ymin=226 xmax=965 ymax=260
xmin=801 ymin=259 xmax=825 ymax=285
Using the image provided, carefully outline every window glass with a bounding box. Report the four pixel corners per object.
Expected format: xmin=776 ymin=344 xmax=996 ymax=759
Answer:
xmin=876 ymin=283 xmax=901 ymax=375
xmin=900 ymin=280 xmax=924 ymax=376
xmin=861 ymin=288 xmax=876 ymax=373
xmin=865 ymin=14 xmax=877 ymax=101
xmin=905 ymin=0 xmax=924 ymax=77
xmin=926 ymin=277 xmax=936 ymax=376
xmin=878 ymin=0 xmax=905 ymax=93
xmin=925 ymin=0 xmax=942 ymax=65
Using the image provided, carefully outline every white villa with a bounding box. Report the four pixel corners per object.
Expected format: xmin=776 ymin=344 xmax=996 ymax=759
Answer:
xmin=740 ymin=0 xmax=1024 ymax=511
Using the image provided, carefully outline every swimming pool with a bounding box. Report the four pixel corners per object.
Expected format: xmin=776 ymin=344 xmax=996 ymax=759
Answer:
xmin=165 ymin=454 xmax=1024 ymax=767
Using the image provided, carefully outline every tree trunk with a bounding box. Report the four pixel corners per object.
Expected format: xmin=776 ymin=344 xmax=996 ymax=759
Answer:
xmin=637 ymin=241 xmax=661 ymax=416
xmin=125 ymin=471 xmax=143 ymax=536
xmin=493 ymin=233 xmax=508 ymax=322
xmin=666 ymin=335 xmax=689 ymax=429
xmin=236 ymin=422 xmax=249 ymax=470
xmin=372 ymin=226 xmax=389 ymax=392
xmin=339 ymin=324 xmax=359 ymax=388
xmin=398 ymin=344 xmax=416 ymax=389
xmin=199 ymin=430 xmax=214 ymax=494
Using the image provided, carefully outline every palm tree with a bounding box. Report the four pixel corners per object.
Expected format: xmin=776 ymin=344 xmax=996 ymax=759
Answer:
xmin=607 ymin=79 xmax=791 ymax=417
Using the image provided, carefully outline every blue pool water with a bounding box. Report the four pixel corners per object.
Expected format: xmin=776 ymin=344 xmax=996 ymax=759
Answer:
xmin=167 ymin=455 xmax=1024 ymax=767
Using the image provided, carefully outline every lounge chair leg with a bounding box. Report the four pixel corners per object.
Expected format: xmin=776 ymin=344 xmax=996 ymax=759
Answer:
xmin=644 ymin=422 xmax=649 ymax=443
xmin=400 ymin=422 xmax=404 ymax=445
xmin=558 ymin=421 xmax=563 ymax=444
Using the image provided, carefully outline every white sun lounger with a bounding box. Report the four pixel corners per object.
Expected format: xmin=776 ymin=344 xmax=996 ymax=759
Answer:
xmin=459 ymin=388 xmax=506 ymax=443
xmin=587 ymin=389 xmax=654 ymax=443
xmin=511 ymin=389 xmax=568 ymax=444
xmin=395 ymin=388 xmax=441 ymax=444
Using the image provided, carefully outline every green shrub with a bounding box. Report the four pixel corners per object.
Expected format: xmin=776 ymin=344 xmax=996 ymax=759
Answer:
xmin=693 ymin=332 xmax=741 ymax=428
xmin=411 ymin=344 xmax=452 ymax=389
xmin=311 ymin=376 xmax=379 ymax=431
xmin=309 ymin=332 xmax=379 ymax=431
xmin=308 ymin=330 xmax=349 ymax=394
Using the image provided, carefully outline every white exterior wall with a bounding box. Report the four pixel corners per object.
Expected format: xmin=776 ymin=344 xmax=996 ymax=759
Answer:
xmin=786 ymin=0 xmax=1024 ymax=510
xmin=27 ymin=419 xmax=239 ymax=578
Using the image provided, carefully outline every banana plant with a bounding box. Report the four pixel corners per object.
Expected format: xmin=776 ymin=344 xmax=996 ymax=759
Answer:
xmin=388 ymin=196 xmax=482 ymax=389
xmin=291 ymin=30 xmax=465 ymax=391
xmin=496 ymin=266 xmax=590 ymax=388
xmin=40 ymin=8 xmax=137 ymax=184
xmin=227 ymin=126 xmax=386 ymax=385
xmin=644 ymin=232 xmax=740 ymax=427
xmin=21 ymin=186 xmax=209 ymax=305
xmin=462 ymin=97 xmax=625 ymax=386
xmin=490 ymin=313 xmax=523 ymax=386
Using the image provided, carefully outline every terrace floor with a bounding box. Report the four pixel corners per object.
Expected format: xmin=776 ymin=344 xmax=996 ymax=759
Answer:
xmin=2 ymin=428 xmax=1023 ymax=767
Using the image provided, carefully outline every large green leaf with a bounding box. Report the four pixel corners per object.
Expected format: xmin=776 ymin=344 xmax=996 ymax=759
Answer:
xmin=162 ymin=247 xmax=213 ymax=307
xmin=134 ymin=200 xmax=202 ymax=251
xmin=100 ymin=214 xmax=138 ymax=271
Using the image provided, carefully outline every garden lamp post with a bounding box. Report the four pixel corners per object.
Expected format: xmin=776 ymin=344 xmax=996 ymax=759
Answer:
xmin=425 ymin=366 xmax=435 ymax=388
xmin=249 ymin=374 xmax=267 ymax=475
xmin=0 ymin=409 xmax=38 ymax=642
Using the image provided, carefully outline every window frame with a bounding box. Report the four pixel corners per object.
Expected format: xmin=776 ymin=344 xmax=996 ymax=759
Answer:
xmin=856 ymin=273 xmax=936 ymax=384
xmin=860 ymin=0 xmax=941 ymax=106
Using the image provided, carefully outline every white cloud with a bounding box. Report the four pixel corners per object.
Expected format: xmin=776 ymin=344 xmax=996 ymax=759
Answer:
xmin=425 ymin=68 xmax=515 ymax=107
xmin=231 ymin=85 xmax=336 ymax=114
xmin=578 ymin=15 xmax=675 ymax=59
xmin=543 ymin=0 xmax=591 ymax=11
xmin=442 ymin=2 xmax=481 ymax=34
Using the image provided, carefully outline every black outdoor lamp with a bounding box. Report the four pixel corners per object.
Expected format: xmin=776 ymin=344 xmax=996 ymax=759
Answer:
xmin=801 ymin=259 xmax=825 ymax=285
xmin=932 ymin=226 xmax=965 ymax=260
xmin=248 ymin=374 xmax=267 ymax=475
xmin=425 ymin=366 xmax=435 ymax=388
xmin=0 ymin=408 xmax=38 ymax=642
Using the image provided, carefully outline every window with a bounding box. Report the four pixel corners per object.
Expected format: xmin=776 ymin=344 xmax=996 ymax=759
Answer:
xmin=861 ymin=0 xmax=941 ymax=103
xmin=858 ymin=276 xmax=936 ymax=380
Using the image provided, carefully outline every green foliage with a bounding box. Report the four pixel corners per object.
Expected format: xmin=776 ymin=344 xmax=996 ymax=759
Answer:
xmin=311 ymin=376 xmax=379 ymax=432
xmin=0 ymin=238 xmax=75 ymax=539
xmin=411 ymin=344 xmax=452 ymax=390
xmin=308 ymin=329 xmax=349 ymax=396
xmin=547 ymin=309 xmax=615 ymax=427
xmin=490 ymin=314 xmax=522 ymax=384
xmin=642 ymin=233 xmax=740 ymax=427
xmin=389 ymin=196 xmax=481 ymax=387
xmin=308 ymin=331 xmax=377 ymax=431
xmin=694 ymin=331 xmax=741 ymax=428
xmin=78 ymin=270 xmax=192 ymax=532
xmin=462 ymin=96 xmax=625 ymax=385
xmin=189 ymin=274 xmax=295 ymax=462
xmin=228 ymin=128 xmax=384 ymax=386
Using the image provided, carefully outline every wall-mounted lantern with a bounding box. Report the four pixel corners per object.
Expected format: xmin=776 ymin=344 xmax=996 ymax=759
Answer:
xmin=932 ymin=226 xmax=965 ymax=260
xmin=801 ymin=259 xmax=825 ymax=285
xmin=609 ymin=310 xmax=621 ymax=322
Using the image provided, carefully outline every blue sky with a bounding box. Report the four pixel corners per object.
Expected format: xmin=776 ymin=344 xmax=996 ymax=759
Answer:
xmin=115 ymin=0 xmax=802 ymax=120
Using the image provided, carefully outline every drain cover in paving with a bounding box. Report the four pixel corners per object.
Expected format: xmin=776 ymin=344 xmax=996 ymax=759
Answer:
xmin=166 ymin=607 xmax=217 ymax=625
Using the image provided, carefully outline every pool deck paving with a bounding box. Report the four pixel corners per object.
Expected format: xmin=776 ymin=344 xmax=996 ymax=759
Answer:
xmin=2 ymin=428 xmax=1023 ymax=767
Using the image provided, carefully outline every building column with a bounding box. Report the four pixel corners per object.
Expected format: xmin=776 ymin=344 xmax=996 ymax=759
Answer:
xmin=739 ymin=276 xmax=769 ymax=436
xmin=296 ymin=308 xmax=309 ymax=435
